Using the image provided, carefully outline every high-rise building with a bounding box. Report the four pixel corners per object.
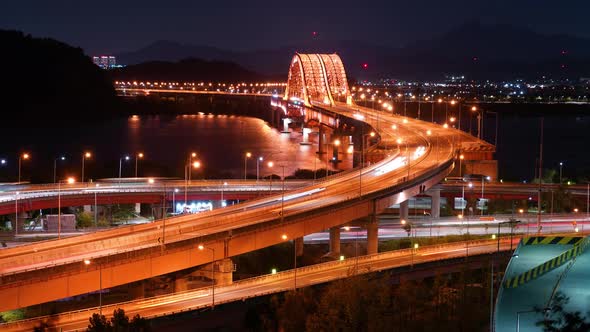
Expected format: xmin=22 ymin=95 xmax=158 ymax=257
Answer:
xmin=92 ymin=55 xmax=117 ymax=69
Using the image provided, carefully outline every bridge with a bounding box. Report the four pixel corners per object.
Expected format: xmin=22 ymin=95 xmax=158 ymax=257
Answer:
xmin=2 ymin=238 xmax=515 ymax=331
xmin=0 ymin=53 xmax=494 ymax=314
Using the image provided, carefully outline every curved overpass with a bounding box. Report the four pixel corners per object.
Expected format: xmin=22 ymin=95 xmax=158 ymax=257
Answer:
xmin=0 ymin=56 xmax=493 ymax=312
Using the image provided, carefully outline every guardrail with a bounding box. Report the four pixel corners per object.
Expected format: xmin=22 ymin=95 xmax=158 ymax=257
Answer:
xmin=0 ymin=238 xmax=515 ymax=330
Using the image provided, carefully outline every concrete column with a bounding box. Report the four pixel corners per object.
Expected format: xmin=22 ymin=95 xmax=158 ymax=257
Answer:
xmin=430 ymin=189 xmax=441 ymax=219
xmin=329 ymin=226 xmax=341 ymax=255
xmin=281 ymin=118 xmax=292 ymax=133
xmin=318 ymin=127 xmax=326 ymax=154
xmin=135 ymin=203 xmax=141 ymax=214
xmin=366 ymin=217 xmax=379 ymax=255
xmin=400 ymin=200 xmax=409 ymax=221
xmin=300 ymin=127 xmax=312 ymax=145
xmin=83 ymin=205 xmax=91 ymax=213
xmin=295 ymin=237 xmax=304 ymax=257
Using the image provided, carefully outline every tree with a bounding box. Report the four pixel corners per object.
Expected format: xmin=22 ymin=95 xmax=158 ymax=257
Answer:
xmin=87 ymin=313 xmax=110 ymax=332
xmin=87 ymin=309 xmax=150 ymax=332
xmin=536 ymin=292 xmax=590 ymax=332
xmin=76 ymin=211 xmax=94 ymax=228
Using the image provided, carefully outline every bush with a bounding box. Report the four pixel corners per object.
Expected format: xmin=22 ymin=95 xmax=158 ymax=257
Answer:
xmin=76 ymin=211 xmax=94 ymax=228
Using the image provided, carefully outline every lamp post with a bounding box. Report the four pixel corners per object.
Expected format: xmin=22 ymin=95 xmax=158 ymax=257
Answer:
xmin=244 ymin=152 xmax=251 ymax=180
xmin=94 ymin=184 xmax=99 ymax=230
xmin=58 ymin=177 xmax=76 ymax=239
xmin=459 ymin=154 xmax=464 ymax=178
xmin=118 ymin=155 xmax=130 ymax=182
xmin=256 ymin=156 xmax=263 ymax=182
xmin=267 ymin=161 xmax=274 ymax=194
xmin=184 ymin=152 xmax=198 ymax=212
xmin=81 ymin=152 xmax=91 ymax=183
xmin=172 ymin=188 xmax=178 ymax=214
xmin=14 ymin=192 xmax=19 ymax=236
xmin=198 ymin=244 xmax=215 ymax=309
xmin=559 ymin=162 xmax=564 ymax=184
xmin=470 ymin=106 xmax=482 ymax=139
xmin=360 ymin=130 xmax=376 ymax=197
xmin=343 ymin=225 xmax=359 ymax=274
xmin=53 ymin=156 xmax=66 ymax=184
xmin=84 ymin=259 xmax=102 ymax=315
xmin=135 ymin=152 xmax=144 ymax=178
xmin=18 ymin=153 xmax=29 ymax=183
xmin=220 ymin=182 xmax=228 ymax=205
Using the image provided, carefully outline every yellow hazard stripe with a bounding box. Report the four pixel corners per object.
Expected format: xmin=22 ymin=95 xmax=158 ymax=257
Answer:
xmin=522 ymin=236 xmax=582 ymax=246
xmin=504 ymin=237 xmax=590 ymax=289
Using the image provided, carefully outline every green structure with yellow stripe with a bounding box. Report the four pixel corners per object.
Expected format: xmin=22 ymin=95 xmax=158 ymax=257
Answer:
xmin=503 ymin=236 xmax=590 ymax=289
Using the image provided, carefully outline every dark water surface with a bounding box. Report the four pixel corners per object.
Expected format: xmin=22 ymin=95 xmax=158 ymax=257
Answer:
xmin=0 ymin=114 xmax=351 ymax=183
xmin=0 ymin=111 xmax=588 ymax=183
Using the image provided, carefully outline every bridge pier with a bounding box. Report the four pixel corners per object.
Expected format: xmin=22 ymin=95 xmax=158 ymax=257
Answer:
xmin=400 ymin=200 xmax=409 ymax=221
xmin=366 ymin=217 xmax=379 ymax=255
xmin=428 ymin=189 xmax=441 ymax=219
xmin=300 ymin=127 xmax=312 ymax=145
xmin=295 ymin=237 xmax=304 ymax=257
xmin=282 ymin=118 xmax=292 ymax=133
xmin=329 ymin=226 xmax=341 ymax=255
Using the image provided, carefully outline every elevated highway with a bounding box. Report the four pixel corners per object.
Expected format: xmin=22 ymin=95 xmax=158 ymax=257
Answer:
xmin=0 ymin=53 xmax=494 ymax=312
xmin=1 ymin=238 xmax=516 ymax=331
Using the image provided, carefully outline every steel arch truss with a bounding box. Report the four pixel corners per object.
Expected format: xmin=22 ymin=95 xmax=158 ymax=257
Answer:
xmin=284 ymin=53 xmax=352 ymax=107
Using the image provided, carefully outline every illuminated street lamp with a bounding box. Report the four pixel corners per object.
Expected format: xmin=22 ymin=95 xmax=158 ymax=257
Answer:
xmin=53 ymin=155 xmax=66 ymax=184
xmin=184 ymin=152 xmax=199 ymax=211
xmin=559 ymin=162 xmax=564 ymax=184
xmin=244 ymin=152 xmax=252 ymax=180
xmin=256 ymin=156 xmax=263 ymax=182
xmin=198 ymin=244 xmax=216 ymax=309
xmin=471 ymin=106 xmax=482 ymax=139
xmin=18 ymin=153 xmax=29 ymax=183
xmin=459 ymin=154 xmax=465 ymax=177
xmin=81 ymin=152 xmax=91 ymax=183
xmin=83 ymin=259 xmax=103 ymax=315
xmin=119 ymin=155 xmax=130 ymax=181
xmin=267 ymin=161 xmax=274 ymax=193
xmin=135 ymin=152 xmax=144 ymax=177
xmin=172 ymin=188 xmax=179 ymax=213
xmin=58 ymin=177 xmax=76 ymax=239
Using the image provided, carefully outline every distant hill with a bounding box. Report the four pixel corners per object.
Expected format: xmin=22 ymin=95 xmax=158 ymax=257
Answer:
xmin=115 ymin=22 xmax=590 ymax=80
xmin=111 ymin=58 xmax=268 ymax=82
xmin=0 ymin=30 xmax=117 ymax=125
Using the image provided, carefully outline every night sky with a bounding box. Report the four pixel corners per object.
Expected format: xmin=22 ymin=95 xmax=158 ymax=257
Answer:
xmin=2 ymin=0 xmax=589 ymax=55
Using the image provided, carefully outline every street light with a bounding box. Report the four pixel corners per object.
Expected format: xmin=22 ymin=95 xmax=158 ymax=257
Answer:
xmin=244 ymin=152 xmax=252 ymax=180
xmin=220 ymin=182 xmax=228 ymax=205
xmin=172 ymin=188 xmax=179 ymax=213
xmin=256 ymin=156 xmax=263 ymax=182
xmin=267 ymin=161 xmax=274 ymax=194
xmin=119 ymin=155 xmax=130 ymax=181
xmin=135 ymin=152 xmax=144 ymax=177
xmin=470 ymin=106 xmax=482 ymax=139
xmin=58 ymin=177 xmax=76 ymax=239
xmin=83 ymin=259 xmax=102 ymax=315
xmin=198 ymin=244 xmax=216 ymax=309
xmin=81 ymin=152 xmax=91 ymax=183
xmin=459 ymin=154 xmax=464 ymax=178
xmin=53 ymin=156 xmax=66 ymax=184
xmin=559 ymin=162 xmax=564 ymax=184
xmin=18 ymin=153 xmax=29 ymax=183
xmin=184 ymin=152 xmax=199 ymax=212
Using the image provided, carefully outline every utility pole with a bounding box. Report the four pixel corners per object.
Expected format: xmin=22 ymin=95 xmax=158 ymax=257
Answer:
xmin=537 ymin=118 xmax=544 ymax=234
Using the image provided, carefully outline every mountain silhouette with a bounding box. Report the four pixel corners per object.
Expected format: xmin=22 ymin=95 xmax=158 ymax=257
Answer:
xmin=114 ymin=22 xmax=590 ymax=80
